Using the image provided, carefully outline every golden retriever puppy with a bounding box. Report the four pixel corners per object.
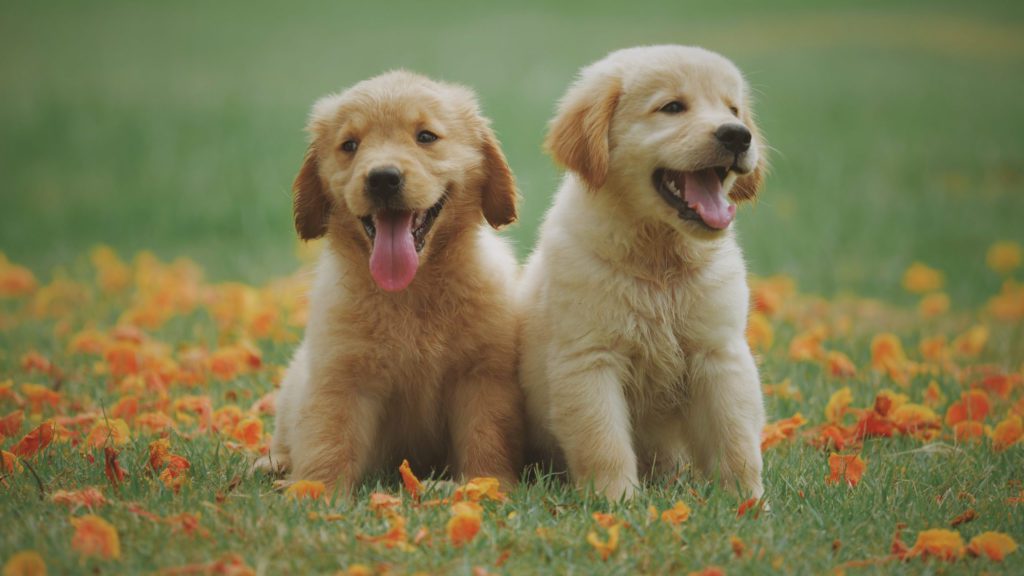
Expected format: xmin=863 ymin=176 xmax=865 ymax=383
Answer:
xmin=520 ymin=46 xmax=767 ymax=500
xmin=256 ymin=71 xmax=524 ymax=492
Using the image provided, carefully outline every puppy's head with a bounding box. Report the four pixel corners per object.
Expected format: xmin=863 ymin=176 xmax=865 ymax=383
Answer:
xmin=546 ymin=45 xmax=765 ymax=239
xmin=293 ymin=71 xmax=517 ymax=292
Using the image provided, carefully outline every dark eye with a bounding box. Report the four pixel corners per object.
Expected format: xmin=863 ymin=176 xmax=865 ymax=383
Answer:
xmin=340 ymin=140 xmax=358 ymax=153
xmin=416 ymin=130 xmax=439 ymax=144
xmin=729 ymin=106 xmax=740 ymax=116
xmin=659 ymin=101 xmax=686 ymax=114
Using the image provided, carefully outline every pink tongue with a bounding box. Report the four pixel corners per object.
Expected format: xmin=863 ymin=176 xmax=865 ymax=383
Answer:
xmin=369 ymin=211 xmax=419 ymax=292
xmin=684 ymin=169 xmax=736 ymax=229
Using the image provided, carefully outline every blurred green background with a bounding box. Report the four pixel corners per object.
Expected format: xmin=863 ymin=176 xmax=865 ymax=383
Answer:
xmin=2 ymin=0 xmax=1022 ymax=305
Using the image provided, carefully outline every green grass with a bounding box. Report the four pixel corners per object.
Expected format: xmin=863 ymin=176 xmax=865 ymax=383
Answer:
xmin=1 ymin=289 xmax=1021 ymax=574
xmin=2 ymin=0 xmax=1023 ymax=574
xmin=2 ymin=0 xmax=1023 ymax=303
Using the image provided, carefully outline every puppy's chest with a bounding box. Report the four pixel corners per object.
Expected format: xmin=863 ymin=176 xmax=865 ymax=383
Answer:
xmin=614 ymin=280 xmax=710 ymax=402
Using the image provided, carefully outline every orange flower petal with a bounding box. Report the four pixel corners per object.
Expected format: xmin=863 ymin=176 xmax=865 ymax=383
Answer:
xmin=2 ymin=550 xmax=47 ymax=576
xmin=746 ymin=312 xmax=774 ymax=351
xmin=104 ymin=447 xmax=128 ymax=488
xmin=70 ymin=515 xmax=121 ymax=560
xmin=230 ymin=416 xmax=264 ymax=448
xmin=2 ymin=450 xmax=23 ymax=474
xmin=826 ymin=453 xmax=866 ymax=487
xmin=660 ymin=501 xmax=692 ymax=525
xmin=761 ymin=413 xmax=807 ymax=451
xmin=736 ymin=497 xmax=758 ymax=518
xmin=51 ymin=488 xmax=108 ymax=511
xmin=825 ymin=387 xmax=853 ymax=424
xmin=285 ymin=480 xmax=325 ymax=501
xmin=447 ymin=501 xmax=483 ymax=547
xmin=454 ymin=477 xmax=507 ymax=503
xmin=369 ymin=492 xmax=402 ymax=512
xmin=967 ymin=531 xmax=1018 ymax=561
xmin=11 ymin=421 xmax=54 ymax=459
xmin=986 ymin=241 xmax=1022 ymax=274
xmin=902 ymin=262 xmax=944 ymax=293
xmin=0 ymin=410 xmax=23 ymax=436
xmin=991 ymin=415 xmax=1023 ymax=451
xmin=953 ymin=420 xmax=985 ymax=443
xmin=586 ymin=522 xmax=620 ymax=561
xmin=398 ymin=459 xmax=424 ymax=501
xmin=907 ymin=528 xmax=964 ymax=561
xmin=357 ymin=512 xmax=411 ymax=550
xmin=825 ymin=351 xmax=857 ymax=378
xmin=84 ymin=418 xmax=131 ymax=449
xmin=945 ymin=390 xmax=990 ymax=426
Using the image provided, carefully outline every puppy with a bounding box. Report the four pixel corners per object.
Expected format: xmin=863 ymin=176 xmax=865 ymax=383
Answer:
xmin=520 ymin=46 xmax=767 ymax=500
xmin=257 ymin=71 xmax=524 ymax=492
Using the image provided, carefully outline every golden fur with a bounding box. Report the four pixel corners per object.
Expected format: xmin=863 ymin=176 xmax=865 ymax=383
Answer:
xmin=520 ymin=46 xmax=767 ymax=500
xmin=257 ymin=71 xmax=524 ymax=491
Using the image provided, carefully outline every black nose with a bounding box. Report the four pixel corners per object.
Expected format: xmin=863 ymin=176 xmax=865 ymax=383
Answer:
xmin=365 ymin=166 xmax=404 ymax=201
xmin=714 ymin=124 xmax=752 ymax=154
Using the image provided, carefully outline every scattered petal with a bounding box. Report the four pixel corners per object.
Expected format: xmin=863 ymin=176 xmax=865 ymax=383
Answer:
xmin=51 ymin=488 xmax=107 ymax=511
xmin=826 ymin=453 xmax=866 ymax=487
xmin=907 ymin=528 xmax=964 ymax=561
xmin=902 ymin=262 xmax=944 ymax=293
xmin=70 ymin=515 xmax=121 ymax=560
xmin=2 ymin=550 xmax=46 ymax=576
xmin=967 ymin=531 xmax=1018 ymax=561
xmin=11 ymin=422 xmax=55 ymax=459
xmin=447 ymin=501 xmax=483 ymax=546
xmin=369 ymin=492 xmax=402 ymax=512
xmin=825 ymin=387 xmax=853 ymax=424
xmin=285 ymin=480 xmax=325 ymax=501
xmin=399 ymin=459 xmax=424 ymax=501
xmin=986 ymin=241 xmax=1021 ymax=274
xmin=586 ymin=523 xmax=620 ymax=561
xmin=660 ymin=501 xmax=691 ymax=525
xmin=454 ymin=477 xmax=507 ymax=503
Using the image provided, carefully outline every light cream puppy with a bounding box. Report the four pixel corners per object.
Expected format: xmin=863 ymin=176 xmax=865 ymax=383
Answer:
xmin=520 ymin=45 xmax=767 ymax=500
xmin=257 ymin=71 xmax=524 ymax=492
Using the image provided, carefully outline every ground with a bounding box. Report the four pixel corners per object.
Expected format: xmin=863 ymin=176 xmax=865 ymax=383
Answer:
xmin=1 ymin=0 xmax=1022 ymax=574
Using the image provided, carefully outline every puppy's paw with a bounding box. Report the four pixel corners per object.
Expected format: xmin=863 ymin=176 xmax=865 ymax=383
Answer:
xmin=591 ymin=475 xmax=637 ymax=502
xmin=252 ymin=454 xmax=291 ymax=477
xmin=271 ymin=479 xmax=295 ymax=492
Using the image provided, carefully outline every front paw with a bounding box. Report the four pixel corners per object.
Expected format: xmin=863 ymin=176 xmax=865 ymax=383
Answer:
xmin=252 ymin=453 xmax=291 ymax=477
xmin=591 ymin=473 xmax=637 ymax=501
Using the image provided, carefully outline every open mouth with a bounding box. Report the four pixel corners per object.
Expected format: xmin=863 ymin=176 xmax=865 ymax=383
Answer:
xmin=652 ymin=167 xmax=736 ymax=230
xmin=360 ymin=194 xmax=446 ymax=253
xmin=358 ymin=194 xmax=447 ymax=292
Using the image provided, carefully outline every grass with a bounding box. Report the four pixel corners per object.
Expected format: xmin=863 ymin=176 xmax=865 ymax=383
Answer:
xmin=1 ymin=0 xmax=1022 ymax=302
xmin=1 ymin=0 xmax=1023 ymax=574
xmin=0 ymin=264 xmax=1021 ymax=574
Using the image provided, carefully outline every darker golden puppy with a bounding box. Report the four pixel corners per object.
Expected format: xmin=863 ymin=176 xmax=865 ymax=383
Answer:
xmin=257 ymin=71 xmax=524 ymax=492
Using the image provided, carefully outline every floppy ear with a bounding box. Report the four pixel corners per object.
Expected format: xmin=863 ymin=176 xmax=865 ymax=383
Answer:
xmin=544 ymin=71 xmax=621 ymax=190
xmin=479 ymin=127 xmax=519 ymax=229
xmin=293 ymin=146 xmax=333 ymax=240
xmin=728 ymin=110 xmax=767 ymax=202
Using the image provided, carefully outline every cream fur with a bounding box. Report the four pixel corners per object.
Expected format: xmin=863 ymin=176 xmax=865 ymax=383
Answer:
xmin=520 ymin=46 xmax=767 ymax=500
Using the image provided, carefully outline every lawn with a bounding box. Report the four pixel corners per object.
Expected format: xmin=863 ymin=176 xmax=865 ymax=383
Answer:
xmin=1 ymin=0 xmax=1022 ymax=574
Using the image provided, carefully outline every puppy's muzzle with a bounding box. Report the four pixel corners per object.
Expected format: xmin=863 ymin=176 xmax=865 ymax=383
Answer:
xmin=365 ymin=165 xmax=405 ymax=206
xmin=714 ymin=124 xmax=752 ymax=155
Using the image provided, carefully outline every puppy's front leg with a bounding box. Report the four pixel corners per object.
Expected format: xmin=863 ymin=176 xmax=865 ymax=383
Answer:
xmin=449 ymin=358 xmax=524 ymax=487
xmin=289 ymin=374 xmax=383 ymax=494
xmin=549 ymin=352 xmax=637 ymax=500
xmin=682 ymin=340 xmax=765 ymax=498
